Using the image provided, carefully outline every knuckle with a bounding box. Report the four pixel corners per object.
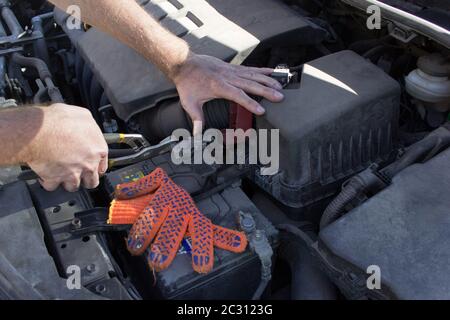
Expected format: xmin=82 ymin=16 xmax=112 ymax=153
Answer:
xmin=98 ymin=148 xmax=109 ymax=158
xmin=80 ymin=107 xmax=92 ymax=115
xmin=41 ymin=182 xmax=58 ymax=192
xmin=84 ymin=179 xmax=99 ymax=189
xmin=236 ymin=88 xmax=246 ymax=98
xmin=83 ymin=165 xmax=97 ymax=175
xmin=245 ymin=98 xmax=259 ymax=110
xmin=263 ymin=87 xmax=276 ymax=96
xmin=247 ymin=71 xmax=257 ymax=79
xmin=51 ymin=103 xmax=64 ymax=108
xmin=64 ymin=185 xmax=78 ymax=193
xmin=67 ymin=170 xmax=81 ymax=181
xmin=268 ymin=78 xmax=279 ymax=86
xmin=87 ymin=145 xmax=108 ymax=159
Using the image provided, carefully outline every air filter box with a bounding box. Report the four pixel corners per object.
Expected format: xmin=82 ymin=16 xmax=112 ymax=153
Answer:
xmin=254 ymin=50 xmax=400 ymax=217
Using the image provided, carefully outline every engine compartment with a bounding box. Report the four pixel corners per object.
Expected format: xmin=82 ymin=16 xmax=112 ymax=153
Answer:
xmin=0 ymin=0 xmax=449 ymax=300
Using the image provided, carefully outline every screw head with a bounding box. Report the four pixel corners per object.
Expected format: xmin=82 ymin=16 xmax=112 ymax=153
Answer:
xmin=242 ymin=217 xmax=255 ymax=232
xmin=95 ymin=284 xmax=106 ymax=294
xmin=71 ymin=218 xmax=82 ymax=229
xmin=86 ymin=264 xmax=96 ymax=273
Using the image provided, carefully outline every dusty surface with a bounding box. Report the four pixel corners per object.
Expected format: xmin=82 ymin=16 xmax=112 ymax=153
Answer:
xmin=0 ymin=166 xmax=20 ymax=185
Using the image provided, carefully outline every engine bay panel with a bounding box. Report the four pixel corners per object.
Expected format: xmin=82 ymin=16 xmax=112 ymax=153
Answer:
xmin=318 ymin=147 xmax=450 ymax=300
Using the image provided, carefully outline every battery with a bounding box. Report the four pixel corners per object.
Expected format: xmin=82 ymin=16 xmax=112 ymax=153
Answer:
xmin=104 ymin=156 xmax=278 ymax=299
xmin=153 ymin=186 xmax=278 ymax=300
xmin=104 ymin=153 xmax=217 ymax=196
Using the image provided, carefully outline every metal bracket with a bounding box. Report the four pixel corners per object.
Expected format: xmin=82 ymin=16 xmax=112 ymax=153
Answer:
xmin=70 ymin=208 xmax=129 ymax=236
xmin=388 ymin=22 xmax=417 ymax=43
xmin=0 ymin=31 xmax=43 ymax=47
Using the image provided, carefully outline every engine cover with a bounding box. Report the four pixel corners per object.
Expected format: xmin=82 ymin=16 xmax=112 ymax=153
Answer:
xmin=76 ymin=0 xmax=325 ymax=121
xmin=317 ymin=147 xmax=450 ymax=300
xmin=253 ymin=50 xmax=400 ymax=217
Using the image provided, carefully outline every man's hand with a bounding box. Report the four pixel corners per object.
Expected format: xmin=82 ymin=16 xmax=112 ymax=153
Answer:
xmin=50 ymin=1 xmax=284 ymax=135
xmin=173 ymin=54 xmax=284 ymax=135
xmin=26 ymin=104 xmax=108 ymax=192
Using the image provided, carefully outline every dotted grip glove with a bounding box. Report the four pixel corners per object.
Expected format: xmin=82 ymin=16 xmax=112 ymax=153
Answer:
xmin=109 ymin=168 xmax=247 ymax=274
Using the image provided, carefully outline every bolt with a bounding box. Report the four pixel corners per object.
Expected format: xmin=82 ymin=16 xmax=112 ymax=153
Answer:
xmin=71 ymin=218 xmax=82 ymax=229
xmin=241 ymin=217 xmax=255 ymax=233
xmin=86 ymin=264 xmax=96 ymax=273
xmin=95 ymin=284 xmax=106 ymax=294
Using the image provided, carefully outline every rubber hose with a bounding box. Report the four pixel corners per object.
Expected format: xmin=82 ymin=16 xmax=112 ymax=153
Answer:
xmin=11 ymin=53 xmax=63 ymax=103
xmin=138 ymin=99 xmax=230 ymax=143
xmin=1 ymin=6 xmax=23 ymax=36
xmin=321 ymin=125 xmax=450 ymax=230
xmin=31 ymin=13 xmax=53 ymax=66
xmin=383 ymin=131 xmax=450 ymax=177
xmin=319 ymin=178 xmax=364 ymax=230
xmin=11 ymin=53 xmax=51 ymax=80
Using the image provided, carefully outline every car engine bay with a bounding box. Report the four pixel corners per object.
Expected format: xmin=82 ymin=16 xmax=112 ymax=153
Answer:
xmin=0 ymin=0 xmax=449 ymax=300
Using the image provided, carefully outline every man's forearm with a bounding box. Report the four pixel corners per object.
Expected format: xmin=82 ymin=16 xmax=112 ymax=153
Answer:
xmin=0 ymin=107 xmax=45 ymax=166
xmin=50 ymin=0 xmax=190 ymax=80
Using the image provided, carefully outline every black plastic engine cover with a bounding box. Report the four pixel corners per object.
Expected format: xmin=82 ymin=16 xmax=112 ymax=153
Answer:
xmin=28 ymin=183 xmax=135 ymax=299
xmin=0 ymin=181 xmax=98 ymax=299
xmin=253 ymin=50 xmax=400 ymax=216
xmin=318 ymin=147 xmax=450 ymax=300
xmin=76 ymin=0 xmax=325 ymax=121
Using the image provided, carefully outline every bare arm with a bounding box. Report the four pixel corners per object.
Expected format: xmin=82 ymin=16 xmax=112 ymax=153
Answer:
xmin=0 ymin=106 xmax=44 ymax=166
xmin=49 ymin=0 xmax=284 ymax=134
xmin=51 ymin=0 xmax=189 ymax=80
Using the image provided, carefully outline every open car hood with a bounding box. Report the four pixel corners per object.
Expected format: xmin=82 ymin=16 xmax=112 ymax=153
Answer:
xmin=341 ymin=0 xmax=450 ymax=48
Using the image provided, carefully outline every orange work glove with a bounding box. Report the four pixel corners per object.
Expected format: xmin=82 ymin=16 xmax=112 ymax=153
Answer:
xmin=108 ymin=168 xmax=247 ymax=274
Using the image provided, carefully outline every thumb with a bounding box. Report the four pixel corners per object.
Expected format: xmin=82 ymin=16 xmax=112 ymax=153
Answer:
xmin=182 ymin=100 xmax=205 ymax=137
xmin=192 ymin=120 xmax=204 ymax=138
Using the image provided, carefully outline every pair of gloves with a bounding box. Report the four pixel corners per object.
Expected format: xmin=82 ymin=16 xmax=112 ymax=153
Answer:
xmin=108 ymin=167 xmax=248 ymax=274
